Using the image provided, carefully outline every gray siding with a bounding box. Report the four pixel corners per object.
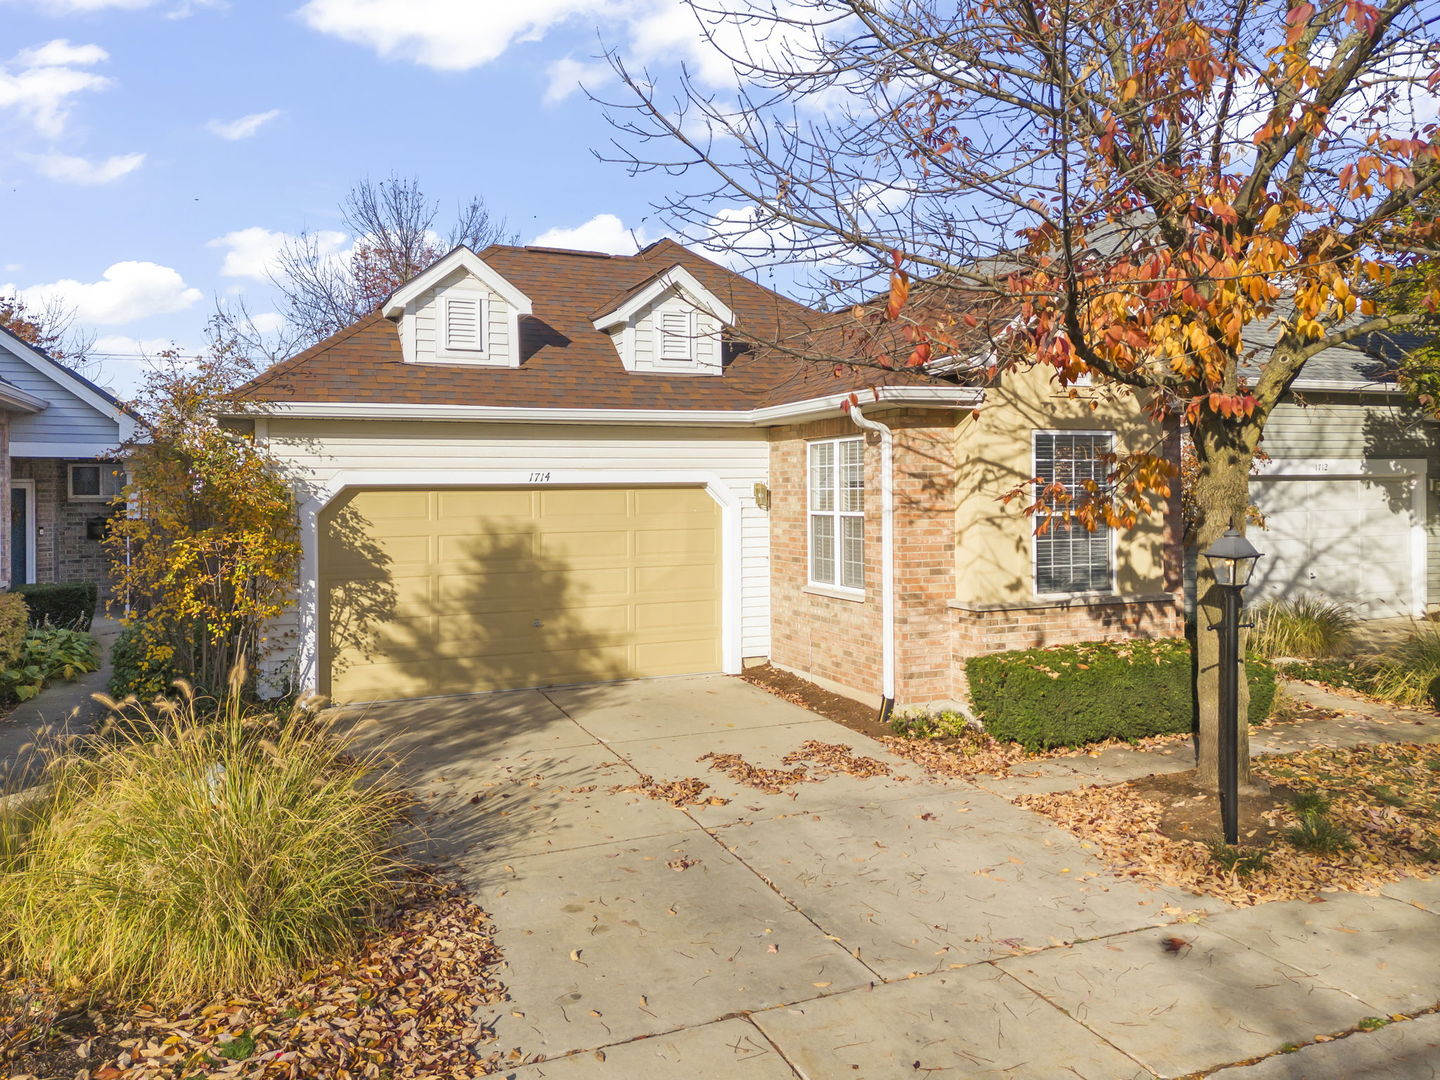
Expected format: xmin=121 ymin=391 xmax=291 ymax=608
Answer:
xmin=0 ymin=345 xmax=121 ymax=450
xmin=1262 ymin=392 xmax=1440 ymax=606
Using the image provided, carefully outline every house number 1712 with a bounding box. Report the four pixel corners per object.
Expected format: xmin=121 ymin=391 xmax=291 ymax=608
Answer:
xmin=528 ymin=471 xmax=552 ymax=483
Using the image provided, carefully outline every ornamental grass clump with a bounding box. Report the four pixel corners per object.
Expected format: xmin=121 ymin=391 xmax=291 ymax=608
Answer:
xmin=1368 ymin=624 xmax=1440 ymax=710
xmin=1248 ymin=596 xmax=1358 ymax=659
xmin=0 ymin=675 xmax=412 ymax=1003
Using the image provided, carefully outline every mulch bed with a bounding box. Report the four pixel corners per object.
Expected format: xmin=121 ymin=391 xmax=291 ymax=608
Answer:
xmin=3 ymin=878 xmax=517 ymax=1079
xmin=740 ymin=664 xmax=887 ymax=738
xmin=1017 ymin=743 xmax=1440 ymax=906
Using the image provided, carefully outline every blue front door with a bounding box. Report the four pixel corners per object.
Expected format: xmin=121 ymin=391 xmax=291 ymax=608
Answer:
xmin=10 ymin=486 xmax=29 ymax=586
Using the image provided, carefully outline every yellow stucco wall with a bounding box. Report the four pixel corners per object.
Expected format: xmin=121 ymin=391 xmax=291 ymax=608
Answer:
xmin=953 ymin=366 xmax=1173 ymax=606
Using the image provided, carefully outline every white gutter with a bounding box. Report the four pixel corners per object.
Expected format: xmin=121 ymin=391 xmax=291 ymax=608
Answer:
xmin=0 ymin=383 xmax=48 ymax=413
xmin=234 ymin=385 xmax=984 ymax=427
xmin=846 ymin=401 xmax=896 ymax=720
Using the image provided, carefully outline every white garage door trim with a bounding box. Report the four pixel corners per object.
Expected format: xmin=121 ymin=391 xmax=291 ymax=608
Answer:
xmin=1251 ymin=456 xmax=1426 ymax=617
xmin=291 ymin=468 xmax=743 ymax=696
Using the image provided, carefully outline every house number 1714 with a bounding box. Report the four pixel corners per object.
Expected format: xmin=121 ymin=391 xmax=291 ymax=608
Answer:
xmin=528 ymin=471 xmax=552 ymax=483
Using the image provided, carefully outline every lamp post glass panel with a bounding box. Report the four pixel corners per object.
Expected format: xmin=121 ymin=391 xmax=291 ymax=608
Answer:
xmin=1201 ymin=528 xmax=1263 ymax=845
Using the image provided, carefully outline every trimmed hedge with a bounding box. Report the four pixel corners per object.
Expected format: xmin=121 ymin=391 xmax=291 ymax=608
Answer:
xmin=0 ymin=592 xmax=29 ymax=668
xmin=9 ymin=582 xmax=98 ymax=630
xmin=968 ymin=638 xmax=1277 ymax=751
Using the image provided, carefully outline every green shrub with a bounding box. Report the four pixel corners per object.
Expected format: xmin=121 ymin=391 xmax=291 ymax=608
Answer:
xmin=9 ymin=582 xmax=98 ymax=630
xmin=1207 ymin=842 xmax=1269 ymax=877
xmin=889 ymin=708 xmax=972 ymax=740
xmin=0 ymin=627 xmax=100 ymax=703
xmin=108 ymin=617 xmax=176 ymax=700
xmin=967 ymin=638 xmax=1277 ymax=750
xmin=1249 ymin=596 xmax=1358 ymax=658
xmin=0 ymin=592 xmax=28 ymax=668
xmin=0 ymin=683 xmax=411 ymax=1002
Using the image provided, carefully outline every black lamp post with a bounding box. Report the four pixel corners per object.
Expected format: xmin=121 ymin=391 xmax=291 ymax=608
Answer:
xmin=1200 ymin=527 xmax=1264 ymax=845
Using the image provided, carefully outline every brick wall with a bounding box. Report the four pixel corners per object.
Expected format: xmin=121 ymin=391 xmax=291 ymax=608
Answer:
xmin=767 ymin=410 xmax=958 ymax=704
xmin=11 ymin=458 xmax=115 ymax=589
xmin=951 ymin=593 xmax=1184 ymax=658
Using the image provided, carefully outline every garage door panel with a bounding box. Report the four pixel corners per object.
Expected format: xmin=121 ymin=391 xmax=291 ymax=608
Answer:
xmin=322 ymin=485 xmax=723 ymax=701
xmin=1251 ymin=474 xmax=1417 ymax=618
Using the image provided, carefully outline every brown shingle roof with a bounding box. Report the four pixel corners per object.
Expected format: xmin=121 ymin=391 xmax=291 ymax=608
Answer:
xmin=238 ymin=239 xmax=948 ymax=412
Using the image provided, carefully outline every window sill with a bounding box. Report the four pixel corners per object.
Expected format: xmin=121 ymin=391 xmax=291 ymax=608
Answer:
xmin=804 ymin=583 xmax=866 ymax=603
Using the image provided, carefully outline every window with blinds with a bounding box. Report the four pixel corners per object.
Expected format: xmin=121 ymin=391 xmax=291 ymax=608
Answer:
xmin=444 ymin=296 xmax=484 ymax=352
xmin=1033 ymin=431 xmax=1114 ymax=595
xmin=808 ymin=436 xmax=865 ymax=590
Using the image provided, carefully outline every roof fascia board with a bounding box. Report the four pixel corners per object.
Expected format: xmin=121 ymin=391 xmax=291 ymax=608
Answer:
xmin=381 ymin=246 xmax=533 ymax=318
xmin=238 ymin=386 xmax=984 ymax=427
xmin=592 ymin=266 xmax=736 ymax=330
xmin=0 ymin=383 xmax=48 ymax=413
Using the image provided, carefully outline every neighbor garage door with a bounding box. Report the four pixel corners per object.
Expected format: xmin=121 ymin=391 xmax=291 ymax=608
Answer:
xmin=320 ymin=486 xmax=722 ymax=702
xmin=1248 ymin=472 xmax=1420 ymax=619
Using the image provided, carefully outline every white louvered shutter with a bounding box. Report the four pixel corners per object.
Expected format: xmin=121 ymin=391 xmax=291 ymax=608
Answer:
xmin=659 ymin=308 xmax=692 ymax=360
xmin=445 ymin=296 xmax=484 ymax=352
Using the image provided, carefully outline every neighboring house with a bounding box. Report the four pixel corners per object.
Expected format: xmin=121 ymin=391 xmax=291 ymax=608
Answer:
xmin=236 ymin=240 xmax=1181 ymax=709
xmin=1240 ymin=327 xmax=1440 ymax=620
xmin=0 ymin=326 xmax=135 ymax=594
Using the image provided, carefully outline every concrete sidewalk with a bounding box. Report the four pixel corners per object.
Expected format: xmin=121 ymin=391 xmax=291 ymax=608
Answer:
xmin=0 ymin=615 xmax=118 ymax=779
xmin=347 ymin=675 xmax=1440 ymax=1080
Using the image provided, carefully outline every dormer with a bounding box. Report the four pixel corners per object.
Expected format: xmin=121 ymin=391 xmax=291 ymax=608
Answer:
xmin=591 ymin=265 xmax=734 ymax=376
xmin=382 ymin=246 xmax=533 ymax=368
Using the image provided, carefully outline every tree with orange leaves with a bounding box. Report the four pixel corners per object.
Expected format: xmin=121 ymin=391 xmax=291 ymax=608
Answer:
xmin=608 ymin=0 xmax=1440 ymax=782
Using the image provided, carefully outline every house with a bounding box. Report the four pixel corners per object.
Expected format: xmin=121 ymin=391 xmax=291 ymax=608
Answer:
xmin=235 ymin=240 xmax=1182 ymax=709
xmin=0 ymin=326 xmax=135 ymax=594
xmin=1236 ymin=327 xmax=1439 ymax=620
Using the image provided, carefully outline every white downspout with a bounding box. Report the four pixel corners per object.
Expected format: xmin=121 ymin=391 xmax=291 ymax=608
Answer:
xmin=847 ymin=402 xmax=896 ymax=721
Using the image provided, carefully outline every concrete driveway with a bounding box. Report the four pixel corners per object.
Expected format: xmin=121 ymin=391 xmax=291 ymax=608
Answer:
xmin=344 ymin=675 xmax=1440 ymax=1080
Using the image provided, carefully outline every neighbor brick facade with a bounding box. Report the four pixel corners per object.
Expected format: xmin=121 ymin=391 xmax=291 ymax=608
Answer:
xmin=10 ymin=458 xmax=116 ymax=591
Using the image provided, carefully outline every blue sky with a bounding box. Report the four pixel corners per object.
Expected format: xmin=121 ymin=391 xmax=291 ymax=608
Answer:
xmin=0 ymin=0 xmax=742 ymax=394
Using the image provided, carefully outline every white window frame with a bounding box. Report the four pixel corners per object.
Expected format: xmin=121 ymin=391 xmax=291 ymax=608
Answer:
xmin=67 ymin=461 xmax=124 ymax=503
xmin=807 ymin=436 xmax=865 ymax=593
xmin=439 ymin=294 xmax=487 ymax=359
xmin=1031 ymin=429 xmax=1117 ymax=598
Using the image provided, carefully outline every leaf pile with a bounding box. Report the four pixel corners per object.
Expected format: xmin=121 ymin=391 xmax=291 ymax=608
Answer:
xmin=697 ymin=752 xmax=813 ymax=793
xmin=5 ymin=879 xmax=516 ymax=1079
xmin=607 ymin=775 xmax=730 ymax=807
xmin=1017 ymin=743 xmax=1440 ymax=906
xmin=781 ymin=740 xmax=894 ymax=778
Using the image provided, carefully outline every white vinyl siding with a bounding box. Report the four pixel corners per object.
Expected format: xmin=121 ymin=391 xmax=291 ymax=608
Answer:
xmin=1034 ymin=431 xmax=1114 ymax=595
xmin=626 ymin=292 xmax=722 ymax=375
xmin=808 ymin=436 xmax=864 ymax=590
xmin=262 ymin=419 xmax=773 ymax=691
xmin=443 ymin=296 xmax=484 ymax=352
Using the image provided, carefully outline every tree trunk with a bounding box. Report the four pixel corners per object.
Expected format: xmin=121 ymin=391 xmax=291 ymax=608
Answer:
xmin=1188 ymin=410 xmax=1263 ymax=787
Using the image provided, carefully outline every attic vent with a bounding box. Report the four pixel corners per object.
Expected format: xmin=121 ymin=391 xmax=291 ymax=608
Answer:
xmin=659 ymin=309 xmax=692 ymax=360
xmin=444 ymin=296 xmax=484 ymax=352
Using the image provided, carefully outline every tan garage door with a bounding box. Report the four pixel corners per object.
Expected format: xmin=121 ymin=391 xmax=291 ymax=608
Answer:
xmin=320 ymin=485 xmax=722 ymax=702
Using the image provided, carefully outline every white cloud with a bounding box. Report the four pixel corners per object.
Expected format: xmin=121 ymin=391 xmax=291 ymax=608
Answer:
xmin=207 ymin=108 xmax=282 ymax=140
xmin=531 ymin=213 xmax=651 ymax=254
xmin=297 ymin=0 xmax=618 ymax=72
xmin=92 ymin=333 xmax=179 ymax=357
xmin=0 ymin=39 xmax=113 ymax=138
xmin=5 ymin=261 xmax=202 ymax=325
xmin=543 ymin=55 xmax=611 ymax=105
xmin=247 ymin=311 xmax=287 ymax=335
xmin=207 ymin=226 xmax=346 ymax=280
xmin=29 ymin=151 xmax=144 ymax=184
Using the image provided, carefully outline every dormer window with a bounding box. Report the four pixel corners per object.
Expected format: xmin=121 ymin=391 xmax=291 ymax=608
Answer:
xmin=444 ymin=296 xmax=485 ymax=353
xmin=592 ymin=264 xmax=734 ymax=377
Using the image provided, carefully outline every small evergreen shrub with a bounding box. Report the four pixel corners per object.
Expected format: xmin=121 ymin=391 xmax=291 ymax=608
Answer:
xmin=108 ymin=617 xmax=176 ymax=701
xmin=1207 ymin=842 xmax=1269 ymax=877
xmin=9 ymin=582 xmax=98 ymax=630
xmin=967 ymin=638 xmax=1276 ymax=750
xmin=1249 ymin=596 xmax=1358 ymax=658
xmin=0 ymin=593 xmax=29 ymax=668
xmin=889 ymin=708 xmax=972 ymax=740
